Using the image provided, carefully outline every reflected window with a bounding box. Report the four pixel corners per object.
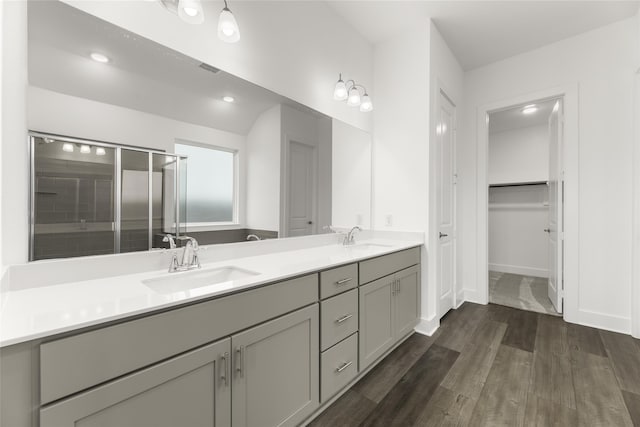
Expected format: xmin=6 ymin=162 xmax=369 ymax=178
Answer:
xmin=175 ymin=143 xmax=237 ymax=224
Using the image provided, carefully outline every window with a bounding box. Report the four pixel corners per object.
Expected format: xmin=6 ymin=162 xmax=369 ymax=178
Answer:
xmin=175 ymin=142 xmax=237 ymax=225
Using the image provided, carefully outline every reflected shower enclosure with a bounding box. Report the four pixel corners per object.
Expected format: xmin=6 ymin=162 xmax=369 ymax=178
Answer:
xmin=30 ymin=133 xmax=187 ymax=260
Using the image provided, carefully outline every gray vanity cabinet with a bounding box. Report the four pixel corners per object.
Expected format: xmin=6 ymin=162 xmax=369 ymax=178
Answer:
xmin=359 ymin=263 xmax=421 ymax=370
xmin=359 ymin=276 xmax=396 ymax=369
xmin=40 ymin=338 xmax=232 ymax=427
xmin=231 ymin=304 xmax=319 ymax=427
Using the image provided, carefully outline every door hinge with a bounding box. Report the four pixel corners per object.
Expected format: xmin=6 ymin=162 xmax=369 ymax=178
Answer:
xmin=453 ymin=173 xmax=458 ymax=184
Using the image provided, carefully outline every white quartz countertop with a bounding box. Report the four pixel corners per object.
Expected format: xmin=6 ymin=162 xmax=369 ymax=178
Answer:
xmin=0 ymin=239 xmax=422 ymax=347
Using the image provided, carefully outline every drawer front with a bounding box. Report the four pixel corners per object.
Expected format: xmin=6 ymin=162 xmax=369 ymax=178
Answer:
xmin=40 ymin=274 xmax=317 ymax=405
xmin=320 ymin=333 xmax=358 ymax=402
xmin=320 ymin=289 xmax=358 ymax=351
xmin=320 ymin=263 xmax=358 ymax=299
xmin=359 ymin=247 xmax=420 ymax=285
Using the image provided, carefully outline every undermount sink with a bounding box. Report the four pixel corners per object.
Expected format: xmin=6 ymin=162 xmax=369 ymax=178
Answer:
xmin=345 ymin=243 xmax=392 ymax=250
xmin=143 ymin=266 xmax=260 ymax=294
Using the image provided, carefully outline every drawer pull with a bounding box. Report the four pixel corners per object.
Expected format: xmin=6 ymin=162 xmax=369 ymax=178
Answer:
xmin=336 ymin=361 xmax=353 ymax=373
xmin=335 ymin=314 xmax=354 ymax=324
xmin=235 ymin=346 xmax=244 ymax=378
xmin=336 ymin=278 xmax=353 ymax=285
xmin=220 ymin=352 xmax=229 ymax=386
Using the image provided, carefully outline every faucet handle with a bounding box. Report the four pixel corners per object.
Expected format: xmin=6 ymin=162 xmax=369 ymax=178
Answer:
xmin=323 ymin=225 xmax=338 ymax=234
xmin=162 ymin=234 xmax=176 ymax=249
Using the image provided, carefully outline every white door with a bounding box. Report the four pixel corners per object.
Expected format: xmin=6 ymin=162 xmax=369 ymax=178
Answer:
xmin=287 ymin=141 xmax=315 ymax=237
xmin=547 ymin=100 xmax=564 ymax=313
xmin=437 ymin=92 xmax=456 ymax=317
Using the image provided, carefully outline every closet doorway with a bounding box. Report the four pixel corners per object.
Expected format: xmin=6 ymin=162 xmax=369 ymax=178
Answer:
xmin=487 ymin=98 xmax=564 ymax=316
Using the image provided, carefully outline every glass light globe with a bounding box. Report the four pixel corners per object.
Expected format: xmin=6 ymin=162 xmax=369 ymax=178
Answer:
xmin=347 ymin=87 xmax=361 ymax=107
xmin=218 ymin=8 xmax=240 ymax=43
xmin=359 ymin=94 xmax=373 ymax=112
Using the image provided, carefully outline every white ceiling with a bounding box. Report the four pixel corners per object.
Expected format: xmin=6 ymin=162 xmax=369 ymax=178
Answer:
xmin=28 ymin=1 xmax=319 ymax=136
xmin=326 ymin=1 xmax=640 ymax=70
xmin=489 ymin=98 xmax=558 ymax=134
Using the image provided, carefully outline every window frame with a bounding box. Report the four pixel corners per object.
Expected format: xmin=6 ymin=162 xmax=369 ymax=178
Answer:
xmin=174 ymin=140 xmax=240 ymax=231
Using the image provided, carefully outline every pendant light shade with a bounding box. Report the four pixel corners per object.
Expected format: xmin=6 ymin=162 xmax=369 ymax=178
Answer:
xmin=359 ymin=93 xmax=373 ymax=112
xmin=347 ymin=87 xmax=361 ymax=107
xmin=177 ymin=0 xmax=204 ymax=24
xmin=334 ymin=75 xmax=348 ymax=101
xmin=218 ymin=4 xmax=240 ymax=43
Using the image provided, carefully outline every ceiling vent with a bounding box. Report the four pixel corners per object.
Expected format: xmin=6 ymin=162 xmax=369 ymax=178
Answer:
xmin=199 ymin=63 xmax=221 ymax=74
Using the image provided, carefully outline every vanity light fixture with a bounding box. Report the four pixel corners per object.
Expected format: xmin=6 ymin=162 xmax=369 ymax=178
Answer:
xmin=96 ymin=147 xmax=106 ymax=156
xmin=178 ymin=0 xmax=204 ymax=24
xmin=333 ymin=74 xmax=373 ymax=112
xmin=218 ymin=0 xmax=240 ymax=43
xmin=62 ymin=143 xmax=74 ymax=153
xmin=90 ymin=52 xmax=110 ymax=63
xmin=522 ymin=104 xmax=538 ymax=114
xmin=80 ymin=145 xmax=91 ymax=154
xmin=223 ymin=96 xmax=235 ymax=103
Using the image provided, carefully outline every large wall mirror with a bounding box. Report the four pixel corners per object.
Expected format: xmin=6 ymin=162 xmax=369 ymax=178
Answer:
xmin=27 ymin=0 xmax=372 ymax=261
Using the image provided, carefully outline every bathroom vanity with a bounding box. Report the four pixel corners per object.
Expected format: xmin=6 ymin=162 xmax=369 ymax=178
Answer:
xmin=0 ymin=240 xmax=421 ymax=427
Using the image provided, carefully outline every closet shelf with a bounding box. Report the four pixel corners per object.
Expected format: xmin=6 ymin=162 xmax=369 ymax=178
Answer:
xmin=489 ymin=202 xmax=549 ymax=210
xmin=489 ymin=181 xmax=547 ymax=188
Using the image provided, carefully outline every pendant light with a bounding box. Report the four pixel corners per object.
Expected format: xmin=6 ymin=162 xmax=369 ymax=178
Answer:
xmin=332 ymin=74 xmax=373 ymax=113
xmin=218 ymin=0 xmax=240 ymax=43
xmin=333 ymin=74 xmax=348 ymax=101
xmin=177 ymin=0 xmax=204 ymax=24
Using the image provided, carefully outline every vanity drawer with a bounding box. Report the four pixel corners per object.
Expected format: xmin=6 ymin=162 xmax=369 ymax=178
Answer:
xmin=320 ymin=263 xmax=358 ymax=299
xmin=321 ymin=333 xmax=358 ymax=402
xmin=320 ymin=289 xmax=358 ymax=351
xmin=359 ymin=247 xmax=420 ymax=285
xmin=40 ymin=274 xmax=317 ymax=405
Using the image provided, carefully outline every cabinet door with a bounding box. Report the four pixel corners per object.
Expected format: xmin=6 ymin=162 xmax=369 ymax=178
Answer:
xmin=359 ymin=275 xmax=395 ymax=370
xmin=232 ymin=304 xmax=319 ymax=427
xmin=40 ymin=338 xmax=231 ymax=427
xmin=394 ymin=265 xmax=420 ymax=338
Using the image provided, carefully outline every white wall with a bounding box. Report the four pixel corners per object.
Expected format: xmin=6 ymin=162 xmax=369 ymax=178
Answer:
xmin=489 ymin=125 xmax=549 ymax=185
xmin=245 ymin=105 xmax=281 ymax=232
xmin=488 ymin=185 xmax=549 ymax=277
xmin=459 ymin=17 xmax=638 ymax=333
xmin=332 ymin=119 xmax=372 ymax=228
xmin=0 ymin=1 xmax=28 ymax=270
xmin=373 ymin=25 xmax=430 ymax=232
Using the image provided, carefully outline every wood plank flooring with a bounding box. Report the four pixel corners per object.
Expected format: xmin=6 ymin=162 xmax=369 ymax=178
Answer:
xmin=309 ymin=303 xmax=640 ymax=427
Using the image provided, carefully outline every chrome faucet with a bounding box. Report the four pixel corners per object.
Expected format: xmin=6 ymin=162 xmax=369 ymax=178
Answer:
xmin=165 ymin=235 xmax=201 ymax=273
xmin=343 ymin=226 xmax=362 ymax=246
xmin=246 ymin=234 xmax=260 ymax=241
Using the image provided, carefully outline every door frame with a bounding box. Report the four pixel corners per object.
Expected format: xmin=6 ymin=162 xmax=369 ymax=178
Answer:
xmin=429 ymin=84 xmax=458 ymax=324
xmin=280 ymin=134 xmax=318 ymax=238
xmin=632 ymin=72 xmax=640 ymax=339
xmin=475 ymin=84 xmax=579 ymax=323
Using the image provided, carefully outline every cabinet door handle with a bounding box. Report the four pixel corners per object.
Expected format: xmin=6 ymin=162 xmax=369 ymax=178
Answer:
xmin=336 ymin=278 xmax=352 ymax=285
xmin=235 ymin=346 xmax=244 ymax=378
xmin=391 ymin=280 xmax=396 ymax=295
xmin=220 ymin=352 xmax=229 ymax=386
xmin=335 ymin=314 xmax=353 ymax=324
xmin=336 ymin=361 xmax=353 ymax=373
xmin=397 ymin=279 xmax=400 ymax=294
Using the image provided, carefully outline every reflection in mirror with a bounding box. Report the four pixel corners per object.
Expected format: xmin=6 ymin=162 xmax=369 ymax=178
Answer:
xmin=27 ymin=0 xmax=372 ymax=259
xmin=30 ymin=134 xmax=187 ymax=260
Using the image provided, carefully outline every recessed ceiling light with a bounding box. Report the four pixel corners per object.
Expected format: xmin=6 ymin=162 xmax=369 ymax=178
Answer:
xmin=223 ymin=96 xmax=235 ymax=103
xmin=90 ymin=52 xmax=110 ymax=63
xmin=522 ymin=104 xmax=538 ymax=114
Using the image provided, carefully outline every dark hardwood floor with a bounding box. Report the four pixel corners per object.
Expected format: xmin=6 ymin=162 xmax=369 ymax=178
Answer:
xmin=309 ymin=303 xmax=640 ymax=427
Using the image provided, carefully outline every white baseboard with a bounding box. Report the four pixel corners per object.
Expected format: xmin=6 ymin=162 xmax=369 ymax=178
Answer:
xmin=455 ymin=289 xmax=465 ymax=308
xmin=414 ymin=316 xmax=440 ymax=336
xmin=489 ymin=263 xmax=548 ymax=278
xmin=565 ymin=309 xmax=631 ymax=335
xmin=462 ymin=288 xmax=487 ymax=305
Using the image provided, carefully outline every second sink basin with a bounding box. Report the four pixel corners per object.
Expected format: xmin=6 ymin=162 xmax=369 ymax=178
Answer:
xmin=143 ymin=266 xmax=260 ymax=294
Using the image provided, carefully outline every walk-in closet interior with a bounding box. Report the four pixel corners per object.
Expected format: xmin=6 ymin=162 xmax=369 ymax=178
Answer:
xmin=488 ymin=99 xmax=561 ymax=315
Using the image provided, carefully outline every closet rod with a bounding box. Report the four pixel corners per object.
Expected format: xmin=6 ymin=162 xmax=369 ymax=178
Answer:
xmin=489 ymin=181 xmax=547 ymax=188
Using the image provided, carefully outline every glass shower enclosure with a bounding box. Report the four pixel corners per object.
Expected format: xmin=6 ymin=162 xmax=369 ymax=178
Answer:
xmin=29 ymin=132 xmax=187 ymax=261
